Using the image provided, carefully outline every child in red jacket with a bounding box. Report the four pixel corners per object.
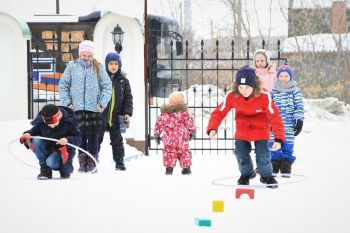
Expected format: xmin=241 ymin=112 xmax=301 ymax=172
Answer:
xmin=154 ymin=91 xmax=196 ymax=175
xmin=207 ymin=66 xmax=285 ymax=188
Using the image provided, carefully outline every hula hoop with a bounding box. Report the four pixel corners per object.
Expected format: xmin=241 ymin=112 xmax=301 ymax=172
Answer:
xmin=8 ymin=138 xmax=39 ymax=170
xmin=212 ymin=174 xmax=308 ymax=189
xmin=8 ymin=136 xmax=97 ymax=173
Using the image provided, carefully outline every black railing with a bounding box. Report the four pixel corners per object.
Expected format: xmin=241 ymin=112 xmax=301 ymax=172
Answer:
xmin=147 ymin=39 xmax=287 ymax=154
xmin=28 ymin=34 xmax=83 ymax=118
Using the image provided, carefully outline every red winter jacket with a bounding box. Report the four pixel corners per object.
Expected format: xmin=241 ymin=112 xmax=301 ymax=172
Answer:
xmin=207 ymin=91 xmax=285 ymax=142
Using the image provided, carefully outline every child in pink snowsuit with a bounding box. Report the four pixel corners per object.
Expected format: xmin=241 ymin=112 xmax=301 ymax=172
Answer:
xmin=254 ymin=49 xmax=276 ymax=92
xmin=154 ymin=91 xmax=196 ymax=175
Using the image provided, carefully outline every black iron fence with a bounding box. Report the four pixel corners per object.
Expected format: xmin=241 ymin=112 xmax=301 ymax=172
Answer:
xmin=147 ymin=39 xmax=287 ymax=154
xmin=27 ymin=34 xmax=85 ymax=118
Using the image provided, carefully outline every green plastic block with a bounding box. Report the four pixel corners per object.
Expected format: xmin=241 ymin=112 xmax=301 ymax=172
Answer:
xmin=195 ymin=218 xmax=212 ymax=227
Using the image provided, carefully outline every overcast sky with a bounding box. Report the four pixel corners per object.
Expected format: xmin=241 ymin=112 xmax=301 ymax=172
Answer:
xmin=0 ymin=0 xmax=338 ymax=39
xmin=148 ymin=0 xmax=290 ymax=39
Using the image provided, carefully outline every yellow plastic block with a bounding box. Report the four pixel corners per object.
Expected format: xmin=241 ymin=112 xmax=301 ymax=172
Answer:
xmin=212 ymin=200 xmax=224 ymax=212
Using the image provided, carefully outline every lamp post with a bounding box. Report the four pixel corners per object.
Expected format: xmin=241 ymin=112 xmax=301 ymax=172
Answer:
xmin=111 ymin=24 xmax=125 ymax=54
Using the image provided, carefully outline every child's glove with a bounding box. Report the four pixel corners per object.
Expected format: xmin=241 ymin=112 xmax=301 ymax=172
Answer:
xmin=58 ymin=145 xmax=69 ymax=164
xmin=19 ymin=134 xmax=30 ymax=144
xmin=189 ymin=132 xmax=196 ymax=141
xmin=294 ymin=120 xmax=303 ymax=136
xmin=20 ymin=134 xmax=34 ymax=150
xmin=154 ymin=135 xmax=161 ymax=145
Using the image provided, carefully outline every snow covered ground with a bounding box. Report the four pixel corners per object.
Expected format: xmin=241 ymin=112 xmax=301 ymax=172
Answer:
xmin=1 ymin=97 xmax=350 ymax=233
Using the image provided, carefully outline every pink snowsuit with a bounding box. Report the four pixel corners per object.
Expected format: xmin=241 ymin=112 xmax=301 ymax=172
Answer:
xmin=154 ymin=103 xmax=196 ymax=169
xmin=255 ymin=65 xmax=276 ymax=92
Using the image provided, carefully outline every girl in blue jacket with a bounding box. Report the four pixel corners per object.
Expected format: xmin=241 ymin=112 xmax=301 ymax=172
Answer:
xmin=59 ymin=40 xmax=112 ymax=172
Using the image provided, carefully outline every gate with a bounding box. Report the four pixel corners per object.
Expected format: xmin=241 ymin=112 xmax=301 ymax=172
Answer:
xmin=147 ymin=39 xmax=287 ymax=154
xmin=27 ymin=22 xmax=94 ymax=118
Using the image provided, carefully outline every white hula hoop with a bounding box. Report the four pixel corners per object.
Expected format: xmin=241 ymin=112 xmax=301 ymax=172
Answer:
xmin=9 ymin=136 xmax=98 ymax=173
xmin=212 ymin=174 xmax=308 ymax=189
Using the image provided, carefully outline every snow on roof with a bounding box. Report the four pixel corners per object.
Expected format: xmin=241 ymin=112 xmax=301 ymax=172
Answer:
xmin=291 ymin=0 xmax=350 ymax=9
xmin=281 ymin=33 xmax=350 ymax=53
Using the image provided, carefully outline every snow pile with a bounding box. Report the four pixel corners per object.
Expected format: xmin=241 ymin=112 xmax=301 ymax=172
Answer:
xmin=304 ymin=97 xmax=350 ymax=122
xmin=183 ymin=84 xmax=228 ymax=118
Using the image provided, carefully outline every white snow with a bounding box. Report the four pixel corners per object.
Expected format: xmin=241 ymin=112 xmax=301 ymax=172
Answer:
xmin=282 ymin=33 xmax=350 ymax=53
xmin=1 ymin=96 xmax=350 ymax=233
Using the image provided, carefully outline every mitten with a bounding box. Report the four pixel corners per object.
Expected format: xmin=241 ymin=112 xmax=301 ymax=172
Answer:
xmin=154 ymin=135 xmax=161 ymax=145
xmin=58 ymin=145 xmax=69 ymax=164
xmin=294 ymin=120 xmax=303 ymax=136
xmin=189 ymin=132 xmax=196 ymax=141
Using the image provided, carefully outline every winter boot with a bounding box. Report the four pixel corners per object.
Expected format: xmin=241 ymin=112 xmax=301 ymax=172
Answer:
xmin=237 ymin=171 xmax=256 ymax=185
xmin=280 ymin=158 xmax=292 ymax=178
xmin=237 ymin=175 xmax=250 ymax=185
xmin=182 ymin=167 xmax=191 ymax=175
xmin=115 ymin=164 xmax=126 ymax=171
xmin=260 ymin=176 xmax=278 ymax=188
xmin=112 ymin=146 xmax=125 ymax=171
xmin=59 ymin=170 xmax=70 ymax=179
xmin=271 ymin=160 xmax=281 ymax=176
xmin=165 ymin=167 xmax=173 ymax=175
xmin=78 ymin=153 xmax=87 ymax=173
xmin=86 ymin=155 xmax=98 ymax=173
xmin=37 ymin=163 xmax=52 ymax=180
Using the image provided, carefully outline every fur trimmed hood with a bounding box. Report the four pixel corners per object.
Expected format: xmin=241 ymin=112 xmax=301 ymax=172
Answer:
xmin=160 ymin=103 xmax=188 ymax=113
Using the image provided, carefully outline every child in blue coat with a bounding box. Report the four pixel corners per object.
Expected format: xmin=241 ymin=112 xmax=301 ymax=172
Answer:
xmin=19 ymin=104 xmax=82 ymax=179
xmin=270 ymin=64 xmax=304 ymax=177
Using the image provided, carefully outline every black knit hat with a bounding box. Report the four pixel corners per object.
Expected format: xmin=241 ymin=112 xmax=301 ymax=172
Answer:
xmin=41 ymin=104 xmax=60 ymax=124
xmin=235 ymin=65 xmax=257 ymax=88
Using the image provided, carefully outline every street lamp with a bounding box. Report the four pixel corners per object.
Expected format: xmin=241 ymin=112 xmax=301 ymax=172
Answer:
xmin=111 ymin=24 xmax=125 ymax=53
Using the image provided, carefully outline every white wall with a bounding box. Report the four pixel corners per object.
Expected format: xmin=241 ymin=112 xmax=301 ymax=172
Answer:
xmin=0 ymin=12 xmax=30 ymax=120
xmin=94 ymin=12 xmax=145 ymax=141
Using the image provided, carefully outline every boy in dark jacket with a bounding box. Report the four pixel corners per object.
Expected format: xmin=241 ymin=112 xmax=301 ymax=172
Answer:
xmin=100 ymin=52 xmax=133 ymax=170
xmin=19 ymin=104 xmax=82 ymax=179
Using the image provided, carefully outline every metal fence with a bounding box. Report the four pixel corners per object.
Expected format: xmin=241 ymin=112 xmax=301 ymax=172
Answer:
xmin=147 ymin=39 xmax=287 ymax=154
xmin=27 ymin=33 xmax=85 ymax=118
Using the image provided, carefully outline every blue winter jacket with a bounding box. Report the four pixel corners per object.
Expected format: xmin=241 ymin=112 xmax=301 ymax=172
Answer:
xmin=270 ymin=80 xmax=304 ymax=143
xmin=59 ymin=60 xmax=112 ymax=112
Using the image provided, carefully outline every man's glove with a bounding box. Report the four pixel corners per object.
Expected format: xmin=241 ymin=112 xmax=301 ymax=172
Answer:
xmin=154 ymin=135 xmax=161 ymax=145
xmin=58 ymin=145 xmax=69 ymax=164
xmin=189 ymin=132 xmax=196 ymax=141
xmin=294 ymin=120 xmax=303 ymax=136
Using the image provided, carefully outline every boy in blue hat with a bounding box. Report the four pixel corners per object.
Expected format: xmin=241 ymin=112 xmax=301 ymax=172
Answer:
xmin=99 ymin=52 xmax=133 ymax=170
xmin=270 ymin=63 xmax=304 ymax=177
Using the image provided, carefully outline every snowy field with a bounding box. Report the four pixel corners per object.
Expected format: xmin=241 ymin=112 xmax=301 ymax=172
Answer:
xmin=1 ymin=97 xmax=350 ymax=233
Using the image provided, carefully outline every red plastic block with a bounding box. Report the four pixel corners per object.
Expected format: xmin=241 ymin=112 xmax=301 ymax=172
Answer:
xmin=235 ymin=188 xmax=255 ymax=199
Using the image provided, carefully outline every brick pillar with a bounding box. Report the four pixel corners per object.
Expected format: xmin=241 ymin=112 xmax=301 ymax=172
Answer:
xmin=332 ymin=1 xmax=347 ymax=34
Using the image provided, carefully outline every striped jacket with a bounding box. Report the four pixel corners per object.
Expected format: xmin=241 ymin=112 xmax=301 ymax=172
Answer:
xmin=270 ymin=80 xmax=304 ymax=143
